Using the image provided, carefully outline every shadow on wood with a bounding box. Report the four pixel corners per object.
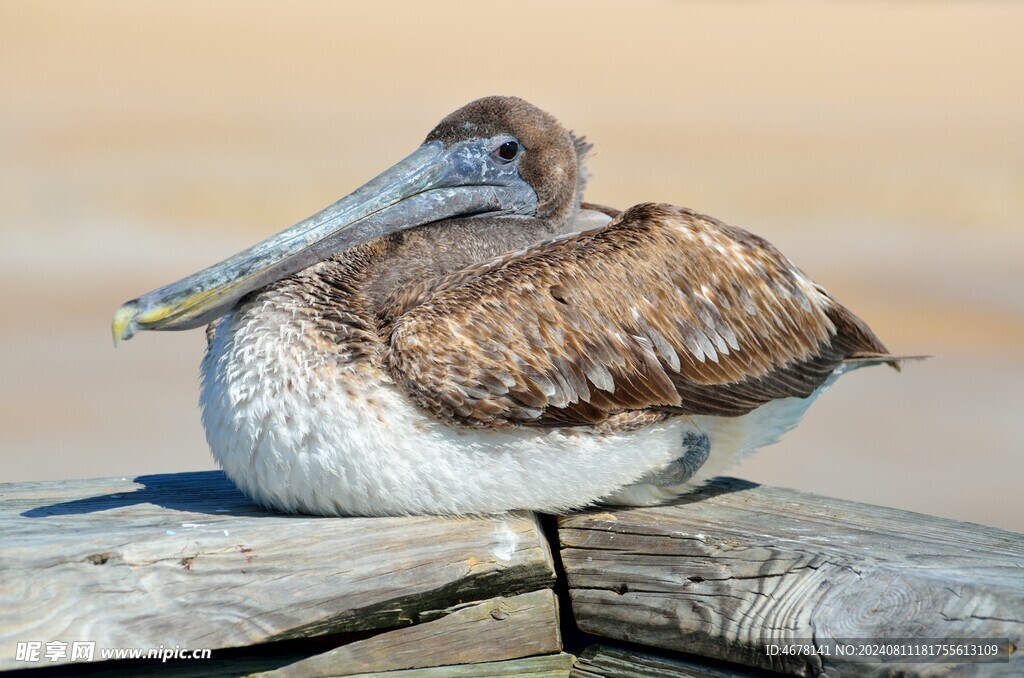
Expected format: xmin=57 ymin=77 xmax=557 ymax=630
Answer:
xmin=18 ymin=471 xmax=265 ymax=518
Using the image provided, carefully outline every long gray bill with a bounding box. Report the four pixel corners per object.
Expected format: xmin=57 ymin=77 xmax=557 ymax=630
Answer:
xmin=112 ymin=140 xmax=537 ymax=344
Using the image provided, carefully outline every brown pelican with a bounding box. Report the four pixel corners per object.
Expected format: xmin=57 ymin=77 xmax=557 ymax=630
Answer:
xmin=113 ymin=96 xmax=900 ymax=516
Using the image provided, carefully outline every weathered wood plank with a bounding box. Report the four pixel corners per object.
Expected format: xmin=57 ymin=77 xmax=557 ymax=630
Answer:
xmin=329 ymin=651 xmax=576 ymax=677
xmin=264 ymin=589 xmax=561 ymax=677
xmin=0 ymin=471 xmax=556 ymax=671
xmin=570 ymin=643 xmax=760 ymax=677
xmin=559 ymin=478 xmax=1024 ymax=677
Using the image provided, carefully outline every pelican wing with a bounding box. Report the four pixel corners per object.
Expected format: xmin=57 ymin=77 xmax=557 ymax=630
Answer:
xmin=383 ymin=203 xmax=889 ymax=428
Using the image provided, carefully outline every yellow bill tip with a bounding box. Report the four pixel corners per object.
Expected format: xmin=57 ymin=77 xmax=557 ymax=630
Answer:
xmin=111 ymin=303 xmax=138 ymax=347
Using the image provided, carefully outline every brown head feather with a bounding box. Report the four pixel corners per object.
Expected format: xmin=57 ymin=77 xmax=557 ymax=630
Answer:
xmin=426 ymin=96 xmax=581 ymax=225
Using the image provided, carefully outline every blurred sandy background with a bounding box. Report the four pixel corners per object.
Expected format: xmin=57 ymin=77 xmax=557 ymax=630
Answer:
xmin=2 ymin=1 xmax=1021 ymax=531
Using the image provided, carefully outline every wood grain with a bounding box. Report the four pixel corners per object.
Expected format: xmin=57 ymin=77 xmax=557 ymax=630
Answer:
xmin=570 ymin=643 xmax=759 ymax=677
xmin=265 ymin=589 xmax=561 ymax=677
xmin=0 ymin=471 xmax=555 ymax=671
xmin=315 ymin=651 xmax=577 ymax=677
xmin=559 ymin=478 xmax=1024 ymax=676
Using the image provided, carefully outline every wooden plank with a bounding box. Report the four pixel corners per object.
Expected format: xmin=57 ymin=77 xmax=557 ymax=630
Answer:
xmin=0 ymin=471 xmax=555 ymax=671
xmin=570 ymin=643 xmax=760 ymax=677
xmin=263 ymin=589 xmax=561 ymax=677
xmin=332 ymin=652 xmax=576 ymax=677
xmin=559 ymin=477 xmax=1024 ymax=677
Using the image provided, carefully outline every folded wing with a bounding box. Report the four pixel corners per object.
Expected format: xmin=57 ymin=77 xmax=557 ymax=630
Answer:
xmin=383 ymin=203 xmax=890 ymax=428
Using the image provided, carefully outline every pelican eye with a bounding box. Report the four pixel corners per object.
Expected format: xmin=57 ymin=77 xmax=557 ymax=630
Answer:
xmin=495 ymin=140 xmax=520 ymax=162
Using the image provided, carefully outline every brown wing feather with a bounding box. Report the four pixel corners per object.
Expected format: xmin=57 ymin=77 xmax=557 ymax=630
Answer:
xmin=383 ymin=203 xmax=890 ymax=428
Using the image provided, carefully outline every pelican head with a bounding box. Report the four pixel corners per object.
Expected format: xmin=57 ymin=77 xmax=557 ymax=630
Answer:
xmin=112 ymin=96 xmax=581 ymax=344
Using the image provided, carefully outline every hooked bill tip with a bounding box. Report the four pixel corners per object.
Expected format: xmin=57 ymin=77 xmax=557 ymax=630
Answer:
xmin=111 ymin=303 xmax=138 ymax=347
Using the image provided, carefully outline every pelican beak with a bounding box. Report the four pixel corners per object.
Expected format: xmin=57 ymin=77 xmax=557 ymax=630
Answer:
xmin=112 ymin=140 xmax=537 ymax=345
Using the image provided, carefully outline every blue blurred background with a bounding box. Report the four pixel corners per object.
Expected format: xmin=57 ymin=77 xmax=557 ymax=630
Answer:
xmin=2 ymin=1 xmax=1021 ymax=530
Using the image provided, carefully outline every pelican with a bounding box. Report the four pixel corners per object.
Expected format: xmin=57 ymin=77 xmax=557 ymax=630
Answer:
xmin=113 ymin=96 xmax=901 ymax=516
